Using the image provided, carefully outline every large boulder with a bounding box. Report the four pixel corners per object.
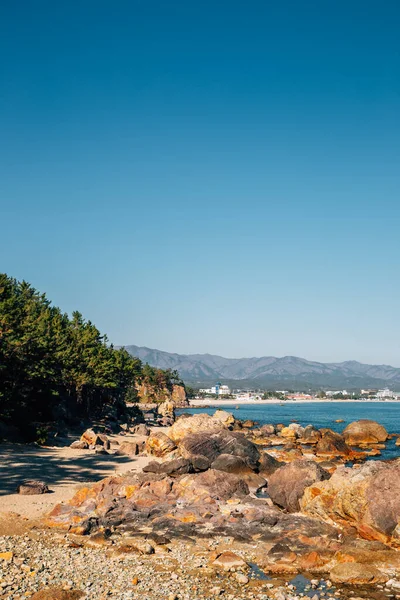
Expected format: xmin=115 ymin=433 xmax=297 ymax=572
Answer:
xmin=168 ymin=412 xmax=233 ymax=443
xmin=143 ymin=457 xmax=194 ymax=477
xmin=268 ymin=460 xmax=330 ymax=512
xmin=145 ymin=431 xmax=176 ymax=457
xmin=80 ymin=428 xmax=102 ymax=446
xmin=343 ymin=420 xmax=388 ymax=446
xmin=179 ymin=429 xmax=260 ymax=468
xmin=116 ymin=440 xmax=146 ymax=456
xmin=301 ymin=459 xmax=400 ymax=544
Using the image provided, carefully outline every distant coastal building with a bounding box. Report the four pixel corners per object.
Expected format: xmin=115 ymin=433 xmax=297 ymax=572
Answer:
xmin=199 ymin=383 xmax=231 ymax=396
xmin=376 ymin=388 xmax=396 ymax=399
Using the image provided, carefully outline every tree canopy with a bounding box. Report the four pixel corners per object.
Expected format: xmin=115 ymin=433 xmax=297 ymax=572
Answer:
xmin=0 ymin=274 xmax=182 ymax=427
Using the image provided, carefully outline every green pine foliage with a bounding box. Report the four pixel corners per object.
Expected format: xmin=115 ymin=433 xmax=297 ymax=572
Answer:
xmin=0 ymin=274 xmax=182 ymax=425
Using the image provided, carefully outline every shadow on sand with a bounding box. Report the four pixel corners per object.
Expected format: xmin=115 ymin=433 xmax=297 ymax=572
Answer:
xmin=0 ymin=443 xmax=133 ymax=495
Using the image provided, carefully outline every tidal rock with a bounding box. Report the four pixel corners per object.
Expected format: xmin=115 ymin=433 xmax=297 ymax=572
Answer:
xmin=300 ymin=425 xmax=322 ymax=445
xmin=301 ymin=459 xmax=400 ymax=543
xmin=268 ymin=460 xmax=330 ymax=512
xmin=315 ymin=430 xmax=351 ymax=457
xmin=145 ymin=431 xmax=176 ymax=457
xmin=17 ymin=480 xmax=49 ymax=495
xmin=329 ymin=562 xmax=387 ymax=585
xmin=343 ymin=419 xmax=388 ymax=445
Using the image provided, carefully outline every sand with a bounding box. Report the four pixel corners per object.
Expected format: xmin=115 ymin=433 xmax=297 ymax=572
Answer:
xmin=0 ymin=430 xmax=155 ymax=523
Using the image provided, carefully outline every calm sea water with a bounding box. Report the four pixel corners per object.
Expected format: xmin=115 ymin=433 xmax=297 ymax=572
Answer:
xmin=178 ymin=401 xmax=400 ymax=461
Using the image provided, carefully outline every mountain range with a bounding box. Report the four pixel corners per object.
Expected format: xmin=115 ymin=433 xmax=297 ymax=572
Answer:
xmin=124 ymin=345 xmax=400 ymax=391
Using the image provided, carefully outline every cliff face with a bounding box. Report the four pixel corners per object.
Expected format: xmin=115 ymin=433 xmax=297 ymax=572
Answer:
xmin=136 ymin=383 xmax=188 ymax=406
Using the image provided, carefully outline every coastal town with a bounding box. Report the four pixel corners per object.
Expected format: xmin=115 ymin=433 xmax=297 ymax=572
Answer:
xmin=197 ymin=383 xmax=400 ymax=401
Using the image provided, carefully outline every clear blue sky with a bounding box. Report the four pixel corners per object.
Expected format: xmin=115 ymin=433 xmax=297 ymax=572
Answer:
xmin=1 ymin=1 xmax=399 ymax=365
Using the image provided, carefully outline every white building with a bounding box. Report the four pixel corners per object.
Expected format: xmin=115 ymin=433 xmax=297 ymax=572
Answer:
xmin=377 ymin=388 xmax=396 ymax=399
xmin=199 ymin=383 xmax=231 ymax=396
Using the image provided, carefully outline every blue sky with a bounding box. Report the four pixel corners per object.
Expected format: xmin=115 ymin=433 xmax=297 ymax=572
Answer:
xmin=1 ymin=1 xmax=399 ymax=365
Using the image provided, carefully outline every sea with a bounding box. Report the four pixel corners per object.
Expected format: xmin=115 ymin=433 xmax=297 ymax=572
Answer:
xmin=177 ymin=401 xmax=400 ymax=461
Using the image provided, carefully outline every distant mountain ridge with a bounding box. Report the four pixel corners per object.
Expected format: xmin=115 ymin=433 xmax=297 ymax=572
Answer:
xmin=124 ymin=345 xmax=400 ymax=390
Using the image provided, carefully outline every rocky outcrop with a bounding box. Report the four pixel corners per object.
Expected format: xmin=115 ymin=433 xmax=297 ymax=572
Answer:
xmin=258 ymin=452 xmax=282 ymax=477
xmin=268 ymin=460 xmax=330 ymax=512
xmin=168 ymin=412 xmax=233 ymax=443
xmin=171 ymin=384 xmax=188 ymax=407
xmin=145 ymin=431 xmax=176 ymax=457
xmin=179 ymin=430 xmax=260 ymax=468
xmin=343 ymin=419 xmax=389 ymax=446
xmin=301 ymin=459 xmax=400 ymax=544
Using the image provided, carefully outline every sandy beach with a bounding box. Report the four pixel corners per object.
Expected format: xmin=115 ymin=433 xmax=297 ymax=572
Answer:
xmin=0 ymin=429 xmax=155 ymax=525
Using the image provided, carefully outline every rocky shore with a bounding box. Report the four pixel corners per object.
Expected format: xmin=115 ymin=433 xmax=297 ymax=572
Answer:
xmin=2 ymin=407 xmax=400 ymax=600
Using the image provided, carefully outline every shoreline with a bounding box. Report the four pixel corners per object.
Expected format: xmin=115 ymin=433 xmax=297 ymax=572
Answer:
xmin=188 ymin=398 xmax=400 ymax=407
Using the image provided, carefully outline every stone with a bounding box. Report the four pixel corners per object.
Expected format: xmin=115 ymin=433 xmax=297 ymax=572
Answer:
xmin=116 ymin=440 xmax=144 ymax=456
xmin=258 ymin=452 xmax=282 ymax=477
xmin=0 ymin=552 xmax=13 ymax=561
xmin=315 ymin=430 xmax=351 ymax=457
xmin=132 ymin=424 xmax=150 ymax=436
xmin=70 ymin=440 xmax=89 ymax=450
xmin=300 ymin=425 xmax=322 ymax=445
xmin=301 ymin=459 xmax=400 ymax=544
xmin=175 ymin=469 xmax=249 ymax=503
xmin=80 ymin=428 xmax=101 ymax=446
xmin=343 ymin=420 xmax=389 ymax=446
xmin=179 ymin=429 xmax=260 ymax=468
xmin=329 ymin=562 xmax=387 ymax=585
xmin=212 ymin=551 xmax=248 ymax=571
xmin=30 ymin=590 xmax=85 ymax=600
xmin=235 ymin=573 xmax=249 ymax=584
xmin=158 ymin=400 xmax=175 ymax=421
xmin=145 ymin=431 xmax=176 ymax=457
xmin=158 ymin=457 xmax=193 ymax=477
xmin=268 ymin=460 xmax=330 ymax=512
xmin=168 ymin=412 xmax=230 ymax=443
xmin=17 ymin=480 xmax=49 ymax=495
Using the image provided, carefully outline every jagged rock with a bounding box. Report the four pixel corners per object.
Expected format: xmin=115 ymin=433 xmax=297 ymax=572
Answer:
xmin=329 ymin=562 xmax=387 ymax=585
xmin=145 ymin=431 xmax=176 ymax=457
xmin=191 ymin=455 xmax=211 ymax=471
xmin=343 ymin=419 xmax=388 ymax=446
xmin=179 ymin=430 xmax=260 ymax=468
xmin=158 ymin=400 xmax=175 ymax=421
xmin=268 ymin=460 xmax=330 ymax=512
xmin=171 ymin=384 xmax=188 ymax=407
xmin=168 ymin=412 xmax=233 ymax=443
xmin=315 ymin=430 xmax=351 ymax=457
xmin=17 ymin=480 xmax=49 ymax=495
xmin=301 ymin=459 xmax=400 ymax=544
xmin=70 ymin=440 xmax=89 ymax=450
xmin=210 ymin=454 xmax=266 ymax=492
